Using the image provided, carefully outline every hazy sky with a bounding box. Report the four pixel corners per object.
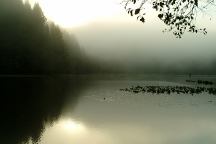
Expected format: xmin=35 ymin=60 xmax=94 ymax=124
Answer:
xmin=27 ymin=0 xmax=124 ymax=27
xmin=27 ymin=0 xmax=216 ymax=73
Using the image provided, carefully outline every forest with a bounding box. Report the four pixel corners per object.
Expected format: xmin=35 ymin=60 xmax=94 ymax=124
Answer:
xmin=0 ymin=0 xmax=102 ymax=75
xmin=1 ymin=0 xmax=215 ymax=75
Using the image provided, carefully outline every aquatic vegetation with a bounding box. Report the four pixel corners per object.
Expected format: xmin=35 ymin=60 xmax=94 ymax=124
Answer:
xmin=120 ymin=85 xmax=216 ymax=95
xmin=186 ymin=80 xmax=214 ymax=85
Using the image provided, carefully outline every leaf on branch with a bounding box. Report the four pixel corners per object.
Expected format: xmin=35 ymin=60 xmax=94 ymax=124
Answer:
xmin=135 ymin=9 xmax=140 ymax=15
xmin=194 ymin=0 xmax=198 ymax=6
xmin=140 ymin=17 xmax=145 ymax=23
xmin=130 ymin=10 xmax=133 ymax=16
xmin=122 ymin=0 xmax=209 ymax=38
xmin=158 ymin=14 xmax=163 ymax=19
xmin=133 ymin=0 xmax=136 ymax=4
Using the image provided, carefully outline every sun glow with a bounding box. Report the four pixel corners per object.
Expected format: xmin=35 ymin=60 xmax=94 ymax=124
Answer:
xmin=61 ymin=119 xmax=86 ymax=134
xmin=29 ymin=0 xmax=121 ymax=28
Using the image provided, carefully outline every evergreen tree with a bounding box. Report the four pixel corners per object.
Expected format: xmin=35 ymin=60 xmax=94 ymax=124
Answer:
xmin=0 ymin=0 xmax=92 ymax=74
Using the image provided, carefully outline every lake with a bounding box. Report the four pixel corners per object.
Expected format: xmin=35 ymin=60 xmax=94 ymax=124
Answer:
xmin=1 ymin=75 xmax=216 ymax=144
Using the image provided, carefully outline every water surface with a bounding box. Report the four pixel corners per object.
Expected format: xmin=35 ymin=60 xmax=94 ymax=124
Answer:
xmin=1 ymin=75 xmax=216 ymax=144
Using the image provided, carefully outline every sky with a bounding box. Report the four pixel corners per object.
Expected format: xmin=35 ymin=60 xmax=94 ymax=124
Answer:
xmin=27 ymin=0 xmax=124 ymax=27
xmin=27 ymin=0 xmax=216 ymax=73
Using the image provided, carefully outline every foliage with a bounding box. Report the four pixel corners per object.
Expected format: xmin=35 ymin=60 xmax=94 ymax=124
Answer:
xmin=122 ymin=0 xmax=215 ymax=38
xmin=0 ymin=0 xmax=97 ymax=74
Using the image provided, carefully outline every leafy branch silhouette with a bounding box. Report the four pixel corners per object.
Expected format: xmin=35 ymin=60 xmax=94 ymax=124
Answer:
xmin=122 ymin=0 xmax=215 ymax=38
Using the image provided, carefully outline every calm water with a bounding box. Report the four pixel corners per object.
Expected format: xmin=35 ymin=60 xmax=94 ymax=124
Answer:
xmin=1 ymin=75 xmax=216 ymax=144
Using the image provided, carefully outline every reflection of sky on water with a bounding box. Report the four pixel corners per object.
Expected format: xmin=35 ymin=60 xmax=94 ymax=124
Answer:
xmin=38 ymin=118 xmax=115 ymax=144
xmin=35 ymin=79 xmax=216 ymax=144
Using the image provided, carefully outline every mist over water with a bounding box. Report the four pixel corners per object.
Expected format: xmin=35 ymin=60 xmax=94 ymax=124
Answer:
xmin=1 ymin=75 xmax=215 ymax=144
xmin=70 ymin=17 xmax=216 ymax=74
xmin=1 ymin=0 xmax=216 ymax=144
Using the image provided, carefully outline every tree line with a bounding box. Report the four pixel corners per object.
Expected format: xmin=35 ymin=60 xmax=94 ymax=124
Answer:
xmin=0 ymin=0 xmax=100 ymax=74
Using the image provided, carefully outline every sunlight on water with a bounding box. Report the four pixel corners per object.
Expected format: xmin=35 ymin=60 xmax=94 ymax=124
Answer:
xmin=39 ymin=117 xmax=114 ymax=144
xmin=43 ymin=118 xmax=87 ymax=137
xmin=60 ymin=119 xmax=86 ymax=134
xmin=15 ymin=77 xmax=216 ymax=144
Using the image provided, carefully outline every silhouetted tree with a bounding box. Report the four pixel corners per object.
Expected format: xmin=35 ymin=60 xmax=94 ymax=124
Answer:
xmin=0 ymin=0 xmax=96 ymax=74
xmin=122 ymin=0 xmax=215 ymax=38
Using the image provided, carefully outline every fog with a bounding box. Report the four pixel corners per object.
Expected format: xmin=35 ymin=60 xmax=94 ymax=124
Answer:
xmin=1 ymin=0 xmax=216 ymax=75
xmin=69 ymin=13 xmax=216 ymax=74
xmin=1 ymin=1 xmax=216 ymax=144
xmin=14 ymin=0 xmax=216 ymax=74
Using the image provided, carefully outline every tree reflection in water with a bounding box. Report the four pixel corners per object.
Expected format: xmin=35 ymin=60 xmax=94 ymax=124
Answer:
xmin=0 ymin=76 xmax=86 ymax=144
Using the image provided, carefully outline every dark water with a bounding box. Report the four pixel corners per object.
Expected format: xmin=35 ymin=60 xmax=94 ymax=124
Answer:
xmin=1 ymin=75 xmax=216 ymax=144
xmin=0 ymin=76 xmax=86 ymax=144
